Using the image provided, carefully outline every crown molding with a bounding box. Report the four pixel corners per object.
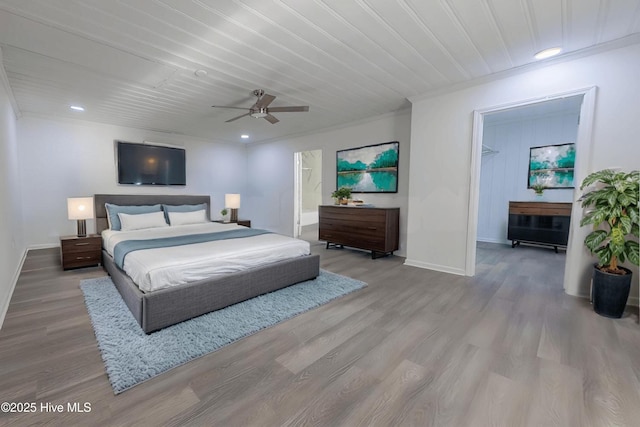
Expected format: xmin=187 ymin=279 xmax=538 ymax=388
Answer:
xmin=250 ymin=106 xmax=412 ymax=146
xmin=409 ymin=33 xmax=640 ymax=104
xmin=19 ymin=111 xmax=243 ymax=147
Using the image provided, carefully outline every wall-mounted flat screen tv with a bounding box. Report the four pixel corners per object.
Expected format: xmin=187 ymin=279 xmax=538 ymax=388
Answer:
xmin=117 ymin=141 xmax=186 ymax=186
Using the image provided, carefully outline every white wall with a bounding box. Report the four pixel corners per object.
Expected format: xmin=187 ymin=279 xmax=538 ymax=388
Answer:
xmin=0 ymin=72 xmax=24 ymax=327
xmin=245 ymin=110 xmax=411 ymax=256
xmin=407 ymin=41 xmax=640 ymax=300
xmin=478 ymin=110 xmax=578 ymax=243
xmin=17 ymin=115 xmax=248 ymax=248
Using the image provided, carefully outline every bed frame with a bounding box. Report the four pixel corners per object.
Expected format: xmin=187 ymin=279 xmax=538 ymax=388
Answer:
xmin=94 ymin=194 xmax=320 ymax=333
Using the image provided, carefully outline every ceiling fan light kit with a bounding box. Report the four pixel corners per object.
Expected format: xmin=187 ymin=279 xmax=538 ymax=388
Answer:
xmin=212 ymin=89 xmax=309 ymax=124
xmin=250 ymin=108 xmax=268 ymax=118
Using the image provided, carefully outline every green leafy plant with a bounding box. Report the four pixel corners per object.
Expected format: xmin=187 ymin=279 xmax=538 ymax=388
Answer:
xmin=331 ymin=187 xmax=352 ymax=202
xmin=531 ymin=183 xmax=546 ymax=195
xmin=220 ymin=208 xmax=228 ymax=217
xmin=579 ymin=169 xmax=639 ymax=274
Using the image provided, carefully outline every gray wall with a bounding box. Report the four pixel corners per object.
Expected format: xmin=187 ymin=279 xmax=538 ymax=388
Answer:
xmin=16 ymin=115 xmax=249 ymax=248
xmin=245 ymin=110 xmax=411 ymax=256
xmin=0 ymin=73 xmax=24 ymax=326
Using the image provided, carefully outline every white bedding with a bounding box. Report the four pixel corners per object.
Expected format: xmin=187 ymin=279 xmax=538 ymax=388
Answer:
xmin=102 ymin=222 xmax=311 ymax=292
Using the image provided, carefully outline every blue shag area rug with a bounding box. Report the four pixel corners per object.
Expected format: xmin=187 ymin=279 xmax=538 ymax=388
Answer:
xmin=80 ymin=270 xmax=366 ymax=394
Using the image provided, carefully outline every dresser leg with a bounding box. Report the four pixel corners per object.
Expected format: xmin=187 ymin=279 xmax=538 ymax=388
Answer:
xmin=371 ymin=251 xmax=391 ymax=259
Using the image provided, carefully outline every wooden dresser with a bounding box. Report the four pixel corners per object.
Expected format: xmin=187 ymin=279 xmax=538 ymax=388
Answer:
xmin=318 ymin=205 xmax=399 ymax=259
xmin=507 ymin=201 xmax=572 ymax=252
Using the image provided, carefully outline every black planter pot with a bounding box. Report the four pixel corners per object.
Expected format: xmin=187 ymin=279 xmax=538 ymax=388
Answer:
xmin=592 ymin=265 xmax=633 ymax=318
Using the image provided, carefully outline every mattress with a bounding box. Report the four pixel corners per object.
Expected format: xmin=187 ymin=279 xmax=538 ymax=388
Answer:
xmin=102 ymin=222 xmax=311 ymax=292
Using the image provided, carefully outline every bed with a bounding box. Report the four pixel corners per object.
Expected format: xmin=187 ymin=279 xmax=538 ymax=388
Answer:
xmin=94 ymin=194 xmax=320 ymax=333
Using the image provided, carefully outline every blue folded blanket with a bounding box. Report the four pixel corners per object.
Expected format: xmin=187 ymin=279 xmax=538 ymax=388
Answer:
xmin=113 ymin=228 xmax=272 ymax=268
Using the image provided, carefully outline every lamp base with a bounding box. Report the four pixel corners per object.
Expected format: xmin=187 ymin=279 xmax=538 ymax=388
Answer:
xmin=230 ymin=208 xmax=238 ymax=223
xmin=77 ymin=219 xmax=87 ymax=237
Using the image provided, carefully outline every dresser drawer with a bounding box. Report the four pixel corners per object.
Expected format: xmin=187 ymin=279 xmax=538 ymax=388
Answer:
xmin=320 ymin=206 xmax=385 ymax=220
xmin=319 ymin=233 xmax=392 ymax=253
xmin=319 ymin=220 xmax=385 ymax=234
xmin=508 ymin=202 xmax=572 ymax=216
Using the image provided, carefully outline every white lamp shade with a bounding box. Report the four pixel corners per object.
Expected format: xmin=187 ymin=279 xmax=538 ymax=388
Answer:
xmin=225 ymin=194 xmax=241 ymax=209
xmin=67 ymin=197 xmax=94 ymax=220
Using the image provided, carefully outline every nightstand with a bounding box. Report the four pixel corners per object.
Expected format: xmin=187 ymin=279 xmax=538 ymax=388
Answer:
xmin=60 ymin=234 xmax=102 ymax=270
xmin=213 ymin=220 xmax=251 ymax=228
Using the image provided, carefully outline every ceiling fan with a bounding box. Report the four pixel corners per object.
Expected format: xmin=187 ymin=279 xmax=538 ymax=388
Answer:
xmin=212 ymin=89 xmax=309 ymax=124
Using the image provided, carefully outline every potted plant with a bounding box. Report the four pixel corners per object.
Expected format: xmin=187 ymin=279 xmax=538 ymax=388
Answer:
xmin=531 ymin=183 xmax=545 ymax=197
xmin=220 ymin=208 xmax=229 ymax=222
xmin=579 ymin=169 xmax=639 ymax=318
xmin=331 ymin=187 xmax=352 ymax=205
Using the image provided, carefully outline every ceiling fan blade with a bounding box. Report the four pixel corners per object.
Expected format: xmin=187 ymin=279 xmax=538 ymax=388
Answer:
xmin=264 ymin=114 xmax=279 ymax=124
xmin=212 ymin=106 xmax=250 ymax=110
xmin=267 ymin=106 xmax=309 ymax=113
xmin=255 ymin=94 xmax=276 ymax=109
xmin=225 ymin=112 xmax=250 ymax=123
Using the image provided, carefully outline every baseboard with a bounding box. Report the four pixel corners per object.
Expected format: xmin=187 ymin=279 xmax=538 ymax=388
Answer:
xmin=0 ymin=248 xmax=28 ymax=330
xmin=477 ymin=237 xmax=509 ymax=245
xmin=28 ymin=243 xmax=59 ymax=250
xmin=566 ymin=289 xmax=639 ymax=308
xmin=403 ymin=259 xmax=466 ymax=276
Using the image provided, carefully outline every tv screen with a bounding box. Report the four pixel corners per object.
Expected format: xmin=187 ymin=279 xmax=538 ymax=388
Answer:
xmin=117 ymin=141 xmax=186 ymax=186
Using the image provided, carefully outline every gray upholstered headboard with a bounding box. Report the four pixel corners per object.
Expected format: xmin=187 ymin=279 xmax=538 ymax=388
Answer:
xmin=94 ymin=194 xmax=211 ymax=234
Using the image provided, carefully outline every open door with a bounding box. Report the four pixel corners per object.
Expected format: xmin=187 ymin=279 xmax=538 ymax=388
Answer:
xmin=293 ymin=150 xmax=322 ymax=238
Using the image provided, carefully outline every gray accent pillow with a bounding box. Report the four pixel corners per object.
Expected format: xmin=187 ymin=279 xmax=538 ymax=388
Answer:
xmin=105 ymin=203 xmax=163 ymax=231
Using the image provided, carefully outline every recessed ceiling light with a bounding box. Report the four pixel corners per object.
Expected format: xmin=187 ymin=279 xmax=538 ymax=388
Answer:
xmin=534 ymin=47 xmax=562 ymax=60
xmin=70 ymin=105 xmax=85 ymax=111
xmin=241 ymin=134 xmax=249 ymax=139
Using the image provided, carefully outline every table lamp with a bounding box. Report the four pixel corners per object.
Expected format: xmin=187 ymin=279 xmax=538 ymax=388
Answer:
xmin=67 ymin=197 xmax=94 ymax=237
xmin=225 ymin=194 xmax=241 ymax=223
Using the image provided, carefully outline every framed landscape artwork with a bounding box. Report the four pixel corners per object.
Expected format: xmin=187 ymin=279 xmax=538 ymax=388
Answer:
xmin=336 ymin=141 xmax=399 ymax=193
xmin=528 ymin=143 xmax=576 ymax=189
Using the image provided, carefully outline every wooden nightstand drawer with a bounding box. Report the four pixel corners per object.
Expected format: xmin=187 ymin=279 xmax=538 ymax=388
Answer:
xmin=62 ymin=251 xmax=102 ymax=270
xmin=60 ymin=235 xmax=102 ymax=270
xmin=61 ymin=238 xmax=102 ymax=253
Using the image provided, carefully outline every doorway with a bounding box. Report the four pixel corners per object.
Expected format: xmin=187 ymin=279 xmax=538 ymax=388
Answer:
xmin=466 ymin=87 xmax=597 ymax=290
xmin=477 ymin=96 xmax=583 ymax=245
xmin=294 ymin=150 xmax=322 ymax=238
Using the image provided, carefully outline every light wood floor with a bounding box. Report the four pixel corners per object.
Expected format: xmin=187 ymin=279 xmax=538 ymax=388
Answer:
xmin=1 ymin=237 xmax=639 ymax=426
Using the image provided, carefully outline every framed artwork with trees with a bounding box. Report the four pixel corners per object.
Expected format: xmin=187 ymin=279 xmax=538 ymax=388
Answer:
xmin=336 ymin=141 xmax=399 ymax=193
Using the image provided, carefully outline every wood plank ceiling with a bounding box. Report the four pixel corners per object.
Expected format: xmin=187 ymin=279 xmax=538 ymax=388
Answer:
xmin=0 ymin=0 xmax=638 ymax=143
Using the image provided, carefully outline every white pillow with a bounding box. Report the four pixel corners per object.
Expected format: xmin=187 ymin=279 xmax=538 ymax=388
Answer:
xmin=168 ymin=209 xmax=208 ymax=226
xmin=118 ymin=211 xmax=168 ymax=231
